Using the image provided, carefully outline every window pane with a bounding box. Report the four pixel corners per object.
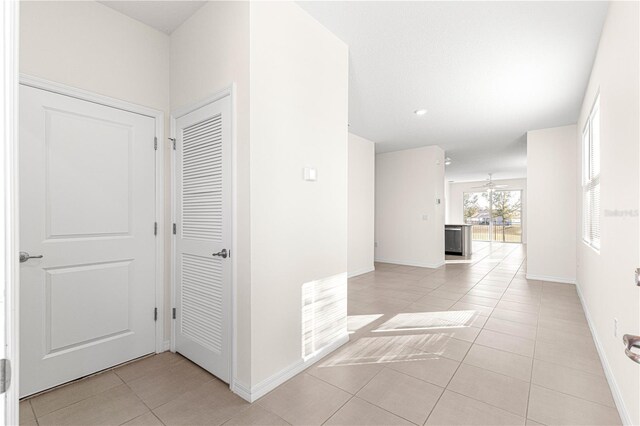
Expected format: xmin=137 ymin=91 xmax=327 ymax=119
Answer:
xmin=591 ymin=104 xmax=600 ymax=177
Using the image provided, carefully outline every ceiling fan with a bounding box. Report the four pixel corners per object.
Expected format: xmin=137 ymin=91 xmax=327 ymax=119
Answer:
xmin=472 ymin=173 xmax=508 ymax=190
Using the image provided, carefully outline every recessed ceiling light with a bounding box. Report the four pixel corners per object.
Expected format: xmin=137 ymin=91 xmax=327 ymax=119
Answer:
xmin=444 ymin=157 xmax=452 ymax=165
xmin=414 ymin=109 xmax=427 ymax=116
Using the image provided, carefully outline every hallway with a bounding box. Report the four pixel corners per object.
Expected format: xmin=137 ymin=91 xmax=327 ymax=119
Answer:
xmin=20 ymin=244 xmax=620 ymax=425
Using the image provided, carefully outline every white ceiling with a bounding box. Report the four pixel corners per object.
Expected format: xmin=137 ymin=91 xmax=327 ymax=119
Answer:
xmin=99 ymin=1 xmax=206 ymax=34
xmin=297 ymin=1 xmax=609 ymax=181
xmin=98 ymin=1 xmax=608 ymax=182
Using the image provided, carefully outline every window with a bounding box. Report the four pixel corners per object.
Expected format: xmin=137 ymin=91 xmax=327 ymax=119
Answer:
xmin=582 ymin=96 xmax=600 ymax=250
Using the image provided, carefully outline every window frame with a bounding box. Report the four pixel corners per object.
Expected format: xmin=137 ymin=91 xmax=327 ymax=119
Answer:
xmin=582 ymin=94 xmax=601 ymax=252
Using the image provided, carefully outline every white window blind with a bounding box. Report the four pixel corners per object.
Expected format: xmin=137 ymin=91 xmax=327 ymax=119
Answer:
xmin=582 ymin=96 xmax=600 ymax=250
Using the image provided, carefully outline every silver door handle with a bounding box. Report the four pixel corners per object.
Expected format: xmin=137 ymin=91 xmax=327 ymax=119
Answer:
xmin=212 ymin=249 xmax=228 ymax=259
xmin=623 ymin=334 xmax=640 ymax=364
xmin=19 ymin=251 xmax=43 ymax=263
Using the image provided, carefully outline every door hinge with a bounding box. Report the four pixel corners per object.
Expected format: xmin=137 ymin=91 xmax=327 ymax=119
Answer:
xmin=169 ymin=137 xmax=176 ymax=150
xmin=154 ymin=222 xmax=158 ymax=236
xmin=154 ymin=136 xmax=158 ymax=151
xmin=0 ymin=359 xmax=11 ymax=394
xmin=173 ymin=223 xmax=177 ymax=235
xmin=172 ymin=308 xmax=176 ymax=319
xmin=154 ymin=307 xmax=158 ymax=321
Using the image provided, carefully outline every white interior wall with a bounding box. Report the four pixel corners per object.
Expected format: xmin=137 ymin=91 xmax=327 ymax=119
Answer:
xmin=375 ymin=146 xmax=445 ymax=268
xmin=446 ymin=178 xmax=528 ymax=243
xmin=249 ymin=1 xmax=349 ymax=388
xmin=526 ymin=125 xmax=577 ymax=283
xmin=169 ymin=0 xmax=252 ymax=389
xmin=19 ymin=0 xmax=174 ymax=352
xmin=348 ymin=133 xmax=375 ymax=277
xmin=575 ymin=2 xmax=639 ymax=423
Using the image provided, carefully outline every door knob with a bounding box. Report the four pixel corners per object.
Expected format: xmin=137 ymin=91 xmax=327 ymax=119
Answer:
xmin=623 ymin=334 xmax=640 ymax=364
xmin=19 ymin=252 xmax=43 ymax=263
xmin=212 ymin=249 xmax=228 ymax=259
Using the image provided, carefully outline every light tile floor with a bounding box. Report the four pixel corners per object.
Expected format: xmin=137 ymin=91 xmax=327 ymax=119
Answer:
xmin=20 ymin=243 xmax=621 ymax=426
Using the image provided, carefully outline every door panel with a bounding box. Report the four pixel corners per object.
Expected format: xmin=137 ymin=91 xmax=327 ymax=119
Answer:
xmin=19 ymin=85 xmax=157 ymax=397
xmin=175 ymin=96 xmax=231 ymax=383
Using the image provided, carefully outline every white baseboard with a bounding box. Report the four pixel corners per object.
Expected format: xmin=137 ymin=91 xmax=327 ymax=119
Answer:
xmin=576 ymin=283 xmax=631 ymax=425
xmin=231 ymin=333 xmax=349 ymax=403
xmin=525 ymin=273 xmax=576 ymax=284
xmin=348 ymin=266 xmax=375 ymax=278
xmin=374 ymin=257 xmax=445 ymax=269
xmin=158 ymin=340 xmax=170 ymax=352
xmin=230 ymin=379 xmax=252 ymax=402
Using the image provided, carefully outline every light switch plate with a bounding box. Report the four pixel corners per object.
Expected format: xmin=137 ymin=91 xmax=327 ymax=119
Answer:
xmin=303 ymin=167 xmax=317 ymax=181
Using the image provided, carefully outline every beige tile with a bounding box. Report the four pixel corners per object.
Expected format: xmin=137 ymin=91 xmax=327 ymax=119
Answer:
xmin=491 ymin=308 xmax=538 ymax=326
xmin=357 ymin=368 xmax=443 ymax=424
xmin=407 ymin=333 xmax=472 ymax=361
xmin=122 ymin=411 xmax=164 ymax=426
xmin=38 ymin=384 xmax=148 ymax=426
xmin=325 ymin=397 xmax=412 ymax=426
xmin=387 ymin=356 xmax=459 ymax=387
xmin=411 ymin=295 xmax=456 ymax=310
xmin=258 ymin=374 xmax=351 ymax=426
xmin=484 ymin=317 xmax=537 ymax=340
xmin=458 ymin=295 xmax=499 ymax=308
xmin=306 ymin=362 xmax=384 ymax=394
xmin=525 ymin=419 xmax=544 ymax=426
xmin=426 ymin=390 xmax=525 ymax=426
xmin=531 ymin=359 xmax=615 ymax=407
xmin=475 ymin=329 xmax=535 ymax=357
xmin=447 ymin=364 xmax=530 ymax=417
xmin=427 ymin=289 xmax=464 ymax=301
xmin=500 ymin=293 xmax=540 ymax=306
xmin=496 ymin=300 xmax=539 ymax=314
xmin=466 ymin=289 xmax=503 ymax=300
xmin=114 ymin=352 xmax=186 ymax=383
xmin=224 ymin=405 xmax=289 ymax=426
xmin=154 ymin=379 xmax=249 ymax=425
xmin=449 ymin=302 xmax=494 ymax=317
xmin=537 ymin=317 xmax=591 ymax=336
xmin=536 ymin=326 xmax=598 ymax=353
xmin=527 ymin=385 xmax=621 ymax=426
xmin=30 ymin=371 xmax=124 ymax=417
xmin=128 ymin=358 xmax=215 ymax=409
xmin=463 ymin=344 xmax=532 ymax=382
xmin=19 ymin=401 xmax=37 ymax=426
xmin=538 ymin=308 xmax=587 ymax=325
xmin=534 ymin=339 xmax=604 ymax=375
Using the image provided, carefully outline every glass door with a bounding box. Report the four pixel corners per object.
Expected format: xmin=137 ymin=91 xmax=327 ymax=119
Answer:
xmin=463 ymin=190 xmax=522 ymax=243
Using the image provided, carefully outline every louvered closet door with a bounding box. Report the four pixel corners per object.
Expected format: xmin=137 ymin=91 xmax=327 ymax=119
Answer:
xmin=175 ymin=95 xmax=231 ymax=382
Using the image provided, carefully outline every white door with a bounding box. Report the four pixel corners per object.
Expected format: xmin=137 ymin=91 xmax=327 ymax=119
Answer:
xmin=19 ymin=85 xmax=157 ymax=397
xmin=174 ymin=96 xmax=231 ymax=382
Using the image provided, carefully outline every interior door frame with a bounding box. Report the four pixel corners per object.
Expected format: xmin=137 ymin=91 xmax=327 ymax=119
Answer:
xmin=18 ymin=74 xmax=167 ymax=356
xmin=1 ymin=1 xmax=20 ymax=423
xmin=169 ymin=85 xmax=237 ymax=391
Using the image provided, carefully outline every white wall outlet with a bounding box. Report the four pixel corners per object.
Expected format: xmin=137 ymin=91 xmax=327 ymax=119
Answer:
xmin=614 ymin=318 xmax=619 ymax=337
xmin=422 ymin=214 xmax=429 ymax=221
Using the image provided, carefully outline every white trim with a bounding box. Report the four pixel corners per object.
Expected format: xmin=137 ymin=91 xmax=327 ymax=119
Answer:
xmin=2 ymin=1 xmax=20 ymax=424
xmin=374 ymin=258 xmax=445 ymax=269
xmin=348 ymin=266 xmax=375 ymax=278
xmin=161 ymin=340 xmax=171 ymax=352
xmin=17 ymin=74 xmax=166 ymax=354
xmin=169 ymin=85 xmax=237 ymax=391
xmin=525 ymin=273 xmax=576 ymax=284
xmin=232 ymin=333 xmax=349 ymax=403
xmin=576 ymin=283 xmax=631 ymax=426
